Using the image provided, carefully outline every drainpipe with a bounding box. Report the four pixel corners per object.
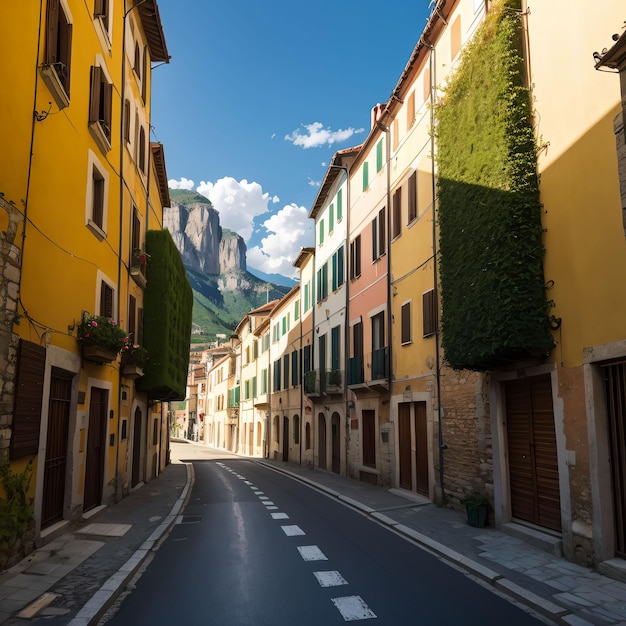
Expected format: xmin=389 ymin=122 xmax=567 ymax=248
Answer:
xmin=422 ymin=33 xmax=447 ymax=504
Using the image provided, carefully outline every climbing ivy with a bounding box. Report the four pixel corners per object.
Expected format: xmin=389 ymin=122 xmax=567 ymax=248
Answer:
xmin=435 ymin=0 xmax=553 ymax=371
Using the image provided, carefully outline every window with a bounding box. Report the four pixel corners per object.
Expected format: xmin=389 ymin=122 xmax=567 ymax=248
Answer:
xmin=376 ymin=139 xmax=384 ymax=172
xmin=371 ymin=311 xmax=386 ymax=380
xmin=89 ymin=65 xmax=113 ymax=152
xmin=283 ymin=354 xmax=289 ymax=389
xmin=91 ymin=166 xmax=105 ymax=230
xmin=294 ymin=300 xmax=300 ymax=321
xmin=294 ymin=415 xmax=300 ymax=444
xmin=134 ymin=41 xmax=142 ymax=80
xmin=44 ymin=0 xmax=72 ymax=104
xmin=372 ymin=207 xmax=386 ymax=261
xmin=332 ymin=246 xmax=345 ymax=291
xmin=261 ymin=368 xmax=268 ymax=394
xmin=331 ymin=325 xmax=341 ymax=373
xmin=451 ymin=16 xmax=461 ymax=60
xmin=132 ymin=208 xmax=141 ymax=253
xmin=94 ymin=0 xmax=111 ymax=42
xmin=423 ymin=289 xmax=438 ymax=337
xmin=138 ymin=126 xmax=146 ymax=173
xmin=272 ymin=323 xmax=280 ymax=343
xmin=304 ymin=282 xmax=310 ymax=311
xmin=408 ymin=171 xmax=417 ymax=223
xmin=273 ymin=360 xmax=281 ymax=392
xmin=337 ymin=189 xmax=343 ymax=221
xmin=407 ymin=91 xmax=415 ymax=130
xmin=362 ymin=161 xmax=369 ymax=191
xmin=329 ymin=203 xmax=334 ymax=233
xmin=123 ymin=99 xmax=131 ymax=143
xmin=316 ymin=262 xmax=328 ymax=302
xmin=100 ymin=280 xmax=114 ymax=318
xmin=253 ymin=340 xmax=258 ymax=359
xmin=252 ymin=375 xmax=257 ymax=398
xmin=305 ymin=423 xmax=311 ymax=450
xmin=303 ymin=345 xmax=311 ymax=374
xmin=244 ymin=380 xmax=250 ymax=400
xmin=319 ymin=219 xmax=324 ymax=245
xmin=262 ymin=332 xmax=270 ymax=352
xmin=401 ymin=301 xmax=411 ymax=344
xmin=362 ymin=410 xmax=376 ymax=468
xmin=392 ymin=188 xmax=402 ymax=239
xmin=291 ymin=350 xmax=299 ymax=386
xmin=349 ymin=235 xmax=361 ymax=279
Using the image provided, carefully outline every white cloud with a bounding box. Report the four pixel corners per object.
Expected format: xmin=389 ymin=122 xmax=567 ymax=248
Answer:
xmin=248 ymin=203 xmax=313 ymax=278
xmin=308 ymin=177 xmax=320 ymax=187
xmin=197 ymin=177 xmax=270 ymax=241
xmin=168 ymin=177 xmax=195 ymax=190
xmin=285 ymin=122 xmax=364 ymax=149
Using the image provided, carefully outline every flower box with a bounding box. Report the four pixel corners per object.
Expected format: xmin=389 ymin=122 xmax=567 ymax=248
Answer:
xmin=82 ymin=345 xmax=118 ymax=364
xmin=122 ymin=364 xmax=144 ymax=379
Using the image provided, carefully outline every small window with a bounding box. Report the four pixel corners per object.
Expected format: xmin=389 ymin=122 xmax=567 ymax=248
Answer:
xmin=134 ymin=42 xmax=142 ymax=79
xmin=392 ymin=188 xmax=402 ymax=239
xmin=423 ymin=289 xmax=438 ymax=337
xmin=376 ymin=139 xmax=384 ymax=172
xmin=88 ymin=65 xmax=113 ymax=153
xmin=138 ymin=126 xmax=146 ymax=173
xmin=291 ymin=350 xmax=299 ymax=386
xmin=92 ymin=166 xmax=105 ymax=230
xmin=372 ymin=207 xmax=386 ymax=261
xmin=123 ymin=99 xmax=131 ymax=143
xmin=407 ymin=92 xmax=415 ymax=130
xmin=294 ymin=300 xmax=300 ymax=321
xmin=94 ymin=0 xmax=111 ymax=41
xmin=319 ymin=219 xmax=325 ymax=245
xmin=362 ymin=161 xmax=369 ymax=191
xmin=349 ymin=235 xmax=361 ymax=279
xmin=408 ymin=171 xmax=417 ymax=223
xmin=329 ymin=203 xmax=334 ymax=233
xmin=100 ymin=280 xmax=114 ymax=318
xmin=401 ymin=301 xmax=411 ymax=344
xmin=332 ymin=246 xmax=345 ymax=291
xmin=337 ymin=189 xmax=343 ymax=221
xmin=293 ymin=415 xmax=300 ymax=444
xmin=45 ymin=0 xmax=73 ymax=100
xmin=283 ymin=354 xmax=289 ymax=389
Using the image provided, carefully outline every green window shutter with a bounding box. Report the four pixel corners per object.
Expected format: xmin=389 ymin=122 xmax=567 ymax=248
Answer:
xmin=294 ymin=300 xmax=300 ymax=321
xmin=376 ymin=139 xmax=383 ymax=172
xmin=363 ymin=162 xmax=369 ymax=191
xmin=319 ymin=219 xmax=324 ymax=244
xmin=329 ymin=203 xmax=334 ymax=233
xmin=252 ymin=376 xmax=257 ymax=398
xmin=332 ymin=253 xmax=337 ymax=292
xmin=337 ymin=246 xmax=344 ymax=288
xmin=337 ymin=189 xmax=343 ymax=220
xmin=304 ymin=283 xmax=309 ymax=310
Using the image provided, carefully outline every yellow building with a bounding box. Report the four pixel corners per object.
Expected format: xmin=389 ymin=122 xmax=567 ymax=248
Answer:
xmin=0 ymin=0 xmax=189 ymax=566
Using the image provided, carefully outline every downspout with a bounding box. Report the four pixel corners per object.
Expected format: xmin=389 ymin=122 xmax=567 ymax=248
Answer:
xmin=422 ymin=33 xmax=447 ymax=504
xmin=341 ymin=165 xmax=350 ymax=478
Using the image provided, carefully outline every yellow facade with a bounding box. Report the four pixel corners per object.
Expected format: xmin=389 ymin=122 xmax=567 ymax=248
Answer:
xmin=0 ymin=0 xmax=170 ymax=559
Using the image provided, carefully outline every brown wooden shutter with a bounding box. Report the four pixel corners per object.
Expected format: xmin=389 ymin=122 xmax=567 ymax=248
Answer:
xmin=94 ymin=0 xmax=105 ymax=17
xmin=46 ymin=0 xmax=60 ymax=64
xmin=423 ymin=289 xmax=437 ymax=337
xmin=89 ymin=66 xmax=101 ymax=123
xmin=141 ymin=46 xmax=148 ymax=101
xmin=379 ymin=207 xmax=386 ymax=255
xmin=103 ymin=80 xmax=112 ymax=132
xmin=123 ymin=100 xmax=131 ymax=143
xmin=401 ymin=302 xmax=411 ymax=344
xmin=408 ymin=171 xmax=417 ymax=222
xmin=100 ymin=281 xmax=113 ymax=318
xmin=10 ymin=340 xmax=46 ymax=460
xmin=128 ymin=295 xmax=137 ymax=342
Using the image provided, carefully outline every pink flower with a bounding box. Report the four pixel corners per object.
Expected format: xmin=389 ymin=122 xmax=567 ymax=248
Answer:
xmin=91 ymin=321 xmax=98 ymax=327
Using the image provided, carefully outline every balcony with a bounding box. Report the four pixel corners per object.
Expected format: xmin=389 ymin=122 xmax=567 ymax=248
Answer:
xmin=348 ymin=355 xmax=365 ymax=386
xmin=348 ymin=349 xmax=389 ymax=391
xmin=323 ymin=369 xmax=343 ymax=395
xmin=304 ymin=370 xmax=320 ymax=397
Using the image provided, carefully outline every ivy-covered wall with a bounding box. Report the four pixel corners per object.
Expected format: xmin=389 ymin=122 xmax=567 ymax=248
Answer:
xmin=137 ymin=229 xmax=193 ymax=400
xmin=436 ymin=0 xmax=553 ymax=371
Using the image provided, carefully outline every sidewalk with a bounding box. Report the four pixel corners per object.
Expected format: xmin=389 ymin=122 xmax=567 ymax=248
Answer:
xmin=0 ymin=439 xmax=624 ymax=625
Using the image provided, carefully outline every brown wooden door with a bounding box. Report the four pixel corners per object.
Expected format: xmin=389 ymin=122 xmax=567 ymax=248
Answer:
xmin=398 ymin=402 xmax=412 ymax=490
xmin=132 ymin=406 xmax=143 ymax=487
xmin=318 ymin=413 xmax=327 ymax=469
xmin=42 ymin=372 xmax=71 ymax=527
xmin=505 ymin=375 xmax=561 ymax=531
xmin=331 ymin=413 xmax=341 ymax=474
xmin=282 ymin=416 xmax=289 ymax=461
xmin=603 ymin=361 xmax=626 ymax=558
xmin=84 ymin=387 xmax=108 ymax=511
xmin=414 ymin=401 xmax=429 ymax=496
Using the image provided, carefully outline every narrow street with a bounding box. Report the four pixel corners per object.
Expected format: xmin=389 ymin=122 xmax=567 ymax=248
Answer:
xmin=101 ymin=445 xmax=546 ymax=626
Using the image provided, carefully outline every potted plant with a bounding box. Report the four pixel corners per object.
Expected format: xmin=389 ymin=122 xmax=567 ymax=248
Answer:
xmin=461 ymin=491 xmax=490 ymax=528
xmin=120 ymin=345 xmax=148 ymax=379
xmin=131 ymin=248 xmax=150 ymax=274
xmin=78 ymin=314 xmax=130 ymax=363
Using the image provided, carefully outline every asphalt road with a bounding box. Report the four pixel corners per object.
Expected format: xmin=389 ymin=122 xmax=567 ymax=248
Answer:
xmin=102 ymin=458 xmax=545 ymax=625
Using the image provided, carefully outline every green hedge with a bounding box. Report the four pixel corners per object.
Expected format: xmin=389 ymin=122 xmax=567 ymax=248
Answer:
xmin=137 ymin=229 xmax=193 ymax=400
xmin=435 ymin=0 xmax=553 ymax=371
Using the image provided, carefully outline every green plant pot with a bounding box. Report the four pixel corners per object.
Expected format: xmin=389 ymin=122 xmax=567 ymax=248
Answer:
xmin=466 ymin=504 xmax=488 ymax=528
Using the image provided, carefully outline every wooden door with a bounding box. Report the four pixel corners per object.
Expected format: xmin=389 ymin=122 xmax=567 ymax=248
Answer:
xmin=505 ymin=375 xmax=561 ymax=531
xmin=318 ymin=413 xmax=327 ymax=469
xmin=282 ymin=416 xmax=289 ymax=461
xmin=414 ymin=401 xmax=429 ymax=496
xmin=398 ymin=402 xmax=412 ymax=490
xmin=132 ymin=406 xmax=143 ymax=487
xmin=84 ymin=387 xmax=108 ymax=511
xmin=331 ymin=413 xmax=341 ymax=474
xmin=42 ymin=372 xmax=71 ymax=527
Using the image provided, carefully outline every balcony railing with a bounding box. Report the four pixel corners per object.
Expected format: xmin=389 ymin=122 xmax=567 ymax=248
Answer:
xmin=348 ymin=356 xmax=364 ymax=385
xmin=371 ymin=347 xmax=389 ymax=381
xmin=323 ymin=369 xmax=343 ymax=394
xmin=304 ymin=370 xmax=320 ymax=396
xmin=348 ymin=349 xmax=389 ymax=387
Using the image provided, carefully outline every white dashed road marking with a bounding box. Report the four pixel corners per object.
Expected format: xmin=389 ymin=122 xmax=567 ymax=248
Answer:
xmin=266 ymin=506 xmax=278 ymax=510
xmin=313 ymin=571 xmax=348 ymax=587
xmin=332 ymin=596 xmax=377 ymax=621
xmin=281 ymin=525 xmax=305 ymax=536
xmin=297 ymin=545 xmax=328 ymax=561
xmin=262 ymin=501 xmax=275 ymax=506
xmin=271 ymin=512 xmax=289 ymax=519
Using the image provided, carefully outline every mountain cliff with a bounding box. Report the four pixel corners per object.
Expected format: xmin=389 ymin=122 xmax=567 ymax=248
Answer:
xmin=165 ymin=189 xmax=289 ymax=343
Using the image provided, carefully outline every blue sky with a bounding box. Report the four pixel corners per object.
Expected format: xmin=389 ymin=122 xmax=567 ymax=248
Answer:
xmin=151 ymin=0 xmax=433 ymax=279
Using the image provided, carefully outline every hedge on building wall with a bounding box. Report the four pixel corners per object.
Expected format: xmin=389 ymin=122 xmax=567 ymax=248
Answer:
xmin=136 ymin=229 xmax=193 ymax=400
xmin=435 ymin=0 xmax=554 ymax=371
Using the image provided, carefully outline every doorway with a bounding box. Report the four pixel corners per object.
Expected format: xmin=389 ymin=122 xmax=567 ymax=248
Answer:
xmin=84 ymin=387 xmax=108 ymax=511
xmin=282 ymin=416 xmax=289 ymax=461
xmin=318 ymin=413 xmax=327 ymax=469
xmin=398 ymin=401 xmax=429 ymax=496
xmin=132 ymin=406 xmax=143 ymax=487
xmin=331 ymin=413 xmax=341 ymax=474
